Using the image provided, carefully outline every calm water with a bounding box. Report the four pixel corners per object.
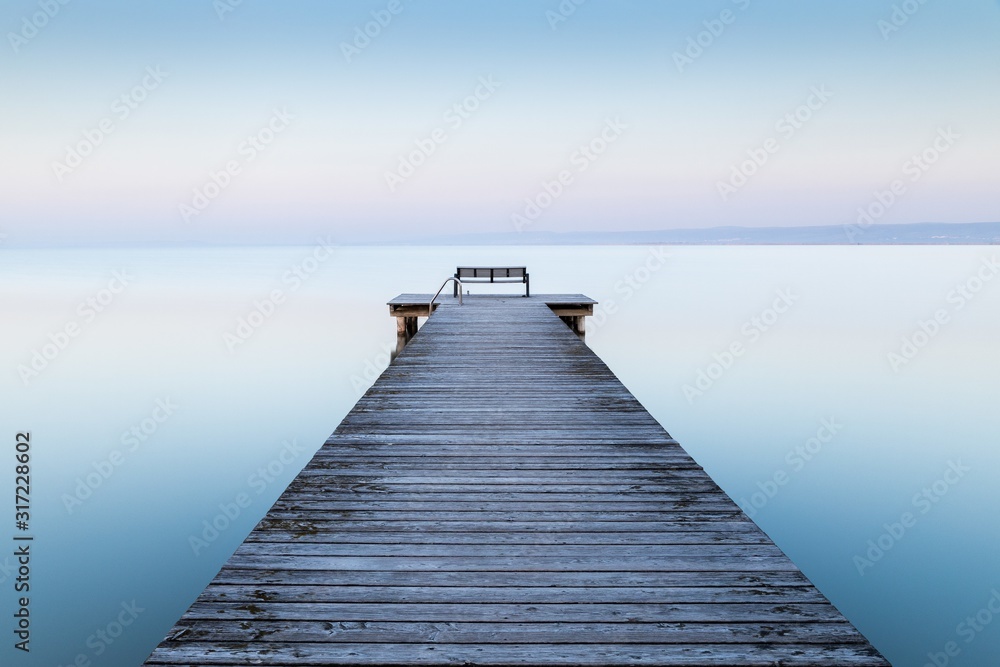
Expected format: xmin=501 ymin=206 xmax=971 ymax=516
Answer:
xmin=2 ymin=245 xmax=998 ymax=666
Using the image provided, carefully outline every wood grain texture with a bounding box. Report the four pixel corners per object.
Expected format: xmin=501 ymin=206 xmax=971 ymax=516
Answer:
xmin=145 ymin=295 xmax=887 ymax=666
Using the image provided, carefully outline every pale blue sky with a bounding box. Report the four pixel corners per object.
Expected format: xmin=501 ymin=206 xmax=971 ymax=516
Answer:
xmin=1 ymin=0 xmax=998 ymax=245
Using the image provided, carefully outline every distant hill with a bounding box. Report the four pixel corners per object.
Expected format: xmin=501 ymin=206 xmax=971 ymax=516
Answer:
xmin=397 ymin=222 xmax=1000 ymax=246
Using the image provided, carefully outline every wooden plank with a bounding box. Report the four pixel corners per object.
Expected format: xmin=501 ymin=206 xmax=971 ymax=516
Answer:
xmin=220 ymin=554 xmax=804 ymax=572
xmin=291 ymin=469 xmax=716 ymax=480
xmin=258 ymin=510 xmax=755 ymax=523
xmin=265 ymin=499 xmax=732 ymax=510
xmin=243 ymin=530 xmax=774 ymax=545
xmin=266 ymin=495 xmax=741 ymax=506
xmin=152 ymin=620 xmax=873 ymax=644
xmin=247 ymin=520 xmax=756 ymax=533
xmin=146 ymin=642 xmax=888 ymax=666
xmin=196 ymin=584 xmax=831 ymax=604
xmin=210 ymin=570 xmax=814 ymax=588
xmin=230 ymin=543 xmax=788 ymax=559
xmin=180 ymin=601 xmax=849 ymax=622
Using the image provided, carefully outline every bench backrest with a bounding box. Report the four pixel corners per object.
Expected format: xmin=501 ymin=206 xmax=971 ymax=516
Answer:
xmin=456 ymin=267 xmax=526 ymax=280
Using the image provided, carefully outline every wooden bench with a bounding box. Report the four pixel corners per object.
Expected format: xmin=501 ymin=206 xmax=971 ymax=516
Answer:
xmin=454 ymin=267 xmax=529 ymax=297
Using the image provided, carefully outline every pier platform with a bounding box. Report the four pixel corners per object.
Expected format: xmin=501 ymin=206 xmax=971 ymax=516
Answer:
xmin=145 ymin=294 xmax=887 ymax=666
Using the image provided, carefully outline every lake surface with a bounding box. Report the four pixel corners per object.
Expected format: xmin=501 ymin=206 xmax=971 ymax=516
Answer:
xmin=2 ymin=245 xmax=998 ymax=666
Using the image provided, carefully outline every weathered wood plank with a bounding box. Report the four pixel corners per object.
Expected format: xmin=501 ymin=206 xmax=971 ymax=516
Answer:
xmin=230 ymin=544 xmax=789 ymax=561
xmin=259 ymin=509 xmax=748 ymax=523
xmin=197 ymin=584 xmax=831 ymax=604
xmin=210 ymin=570 xmax=814 ymax=588
xmin=284 ymin=482 xmax=726 ymax=495
xmin=248 ymin=520 xmax=756 ymax=533
xmin=266 ymin=499 xmax=736 ymax=511
xmin=220 ymin=554 xmax=804 ymax=572
xmin=152 ymin=620 xmax=874 ymax=645
xmin=243 ymin=530 xmax=774 ymax=545
xmin=145 ymin=642 xmax=888 ymax=666
xmin=145 ymin=643 xmax=888 ymax=666
xmin=274 ymin=502 xmax=743 ymax=514
xmin=180 ymin=601 xmax=849 ymax=623
xmin=292 ymin=470 xmax=716 ymax=480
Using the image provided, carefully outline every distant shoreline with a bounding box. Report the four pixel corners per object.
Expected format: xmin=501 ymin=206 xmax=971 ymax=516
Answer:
xmin=400 ymin=222 xmax=1000 ymax=246
xmin=3 ymin=222 xmax=998 ymax=249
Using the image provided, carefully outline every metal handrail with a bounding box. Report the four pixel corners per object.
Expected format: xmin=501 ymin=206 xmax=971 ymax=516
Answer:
xmin=429 ymin=277 xmax=463 ymax=314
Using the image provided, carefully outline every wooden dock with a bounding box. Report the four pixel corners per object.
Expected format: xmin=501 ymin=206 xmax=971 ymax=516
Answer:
xmin=145 ymin=294 xmax=888 ymax=666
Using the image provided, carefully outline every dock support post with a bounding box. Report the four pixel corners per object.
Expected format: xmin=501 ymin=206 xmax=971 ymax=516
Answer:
xmin=559 ymin=315 xmax=586 ymax=340
xmin=394 ymin=317 xmax=407 ymax=359
xmin=395 ymin=316 xmax=418 ymax=358
xmin=388 ymin=303 xmax=433 ymax=360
